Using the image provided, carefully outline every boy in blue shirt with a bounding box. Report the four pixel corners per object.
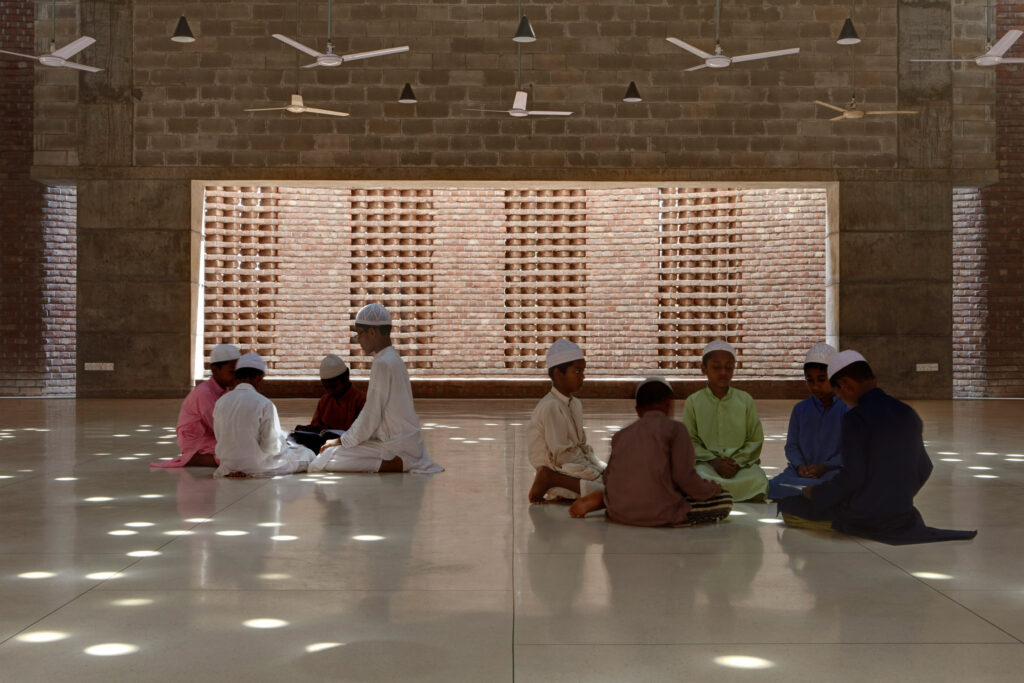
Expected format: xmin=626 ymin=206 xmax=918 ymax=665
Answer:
xmin=768 ymin=343 xmax=848 ymax=500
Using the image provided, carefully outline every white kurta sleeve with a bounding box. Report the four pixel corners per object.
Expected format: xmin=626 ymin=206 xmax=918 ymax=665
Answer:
xmin=257 ymin=398 xmax=283 ymax=457
xmin=340 ymin=357 xmax=387 ymax=449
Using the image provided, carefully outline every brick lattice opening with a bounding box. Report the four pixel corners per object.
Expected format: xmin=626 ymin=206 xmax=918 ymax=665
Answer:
xmin=199 ymin=185 xmax=827 ymax=380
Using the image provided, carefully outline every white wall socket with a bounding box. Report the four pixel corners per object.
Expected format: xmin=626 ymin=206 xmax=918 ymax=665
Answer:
xmin=915 ymin=362 xmax=939 ymax=372
xmin=84 ymin=362 xmax=115 ymax=371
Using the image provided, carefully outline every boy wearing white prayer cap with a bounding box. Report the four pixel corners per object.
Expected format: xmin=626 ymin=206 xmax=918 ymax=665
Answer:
xmin=152 ymin=343 xmax=240 ymax=469
xmin=309 ymin=304 xmax=443 ymax=474
xmin=767 ymin=343 xmax=849 ymax=499
xmin=778 ymin=351 xmax=976 ymax=544
xmin=527 ymin=339 xmax=607 ymax=503
xmin=212 ymin=353 xmax=315 ymax=478
xmin=290 ymin=354 xmax=367 ymax=453
xmin=680 ymin=340 xmax=769 ymax=502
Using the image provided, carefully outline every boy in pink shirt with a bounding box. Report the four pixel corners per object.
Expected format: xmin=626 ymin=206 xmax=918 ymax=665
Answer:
xmin=151 ymin=344 xmax=240 ymax=469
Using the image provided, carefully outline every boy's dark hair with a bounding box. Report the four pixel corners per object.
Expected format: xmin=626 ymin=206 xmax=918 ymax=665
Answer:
xmin=547 ymin=360 xmax=575 ymax=380
xmin=803 ymin=362 xmax=828 ymax=374
xmin=829 ymin=360 xmax=874 ymax=387
xmin=234 ymin=367 xmax=265 ymax=381
xmin=636 ymin=381 xmax=674 ymax=409
xmin=356 ymin=323 xmax=392 ymax=337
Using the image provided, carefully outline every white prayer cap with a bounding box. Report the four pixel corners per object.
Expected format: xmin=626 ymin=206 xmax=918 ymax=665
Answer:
xmin=828 ymin=350 xmax=868 ymax=381
xmin=354 ymin=303 xmax=392 ymax=326
xmin=209 ymin=343 xmax=241 ymax=364
xmin=635 ymin=376 xmax=674 ymax=399
xmin=235 ymin=352 xmax=267 ymax=374
xmin=804 ymin=342 xmax=838 ymax=366
xmin=701 ymin=340 xmax=735 ymax=360
xmin=319 ymin=354 xmax=348 ymax=380
xmin=545 ymin=339 xmax=585 ymax=369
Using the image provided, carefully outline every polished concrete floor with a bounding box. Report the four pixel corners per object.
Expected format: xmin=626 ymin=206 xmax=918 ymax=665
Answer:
xmin=0 ymin=396 xmax=1022 ymax=682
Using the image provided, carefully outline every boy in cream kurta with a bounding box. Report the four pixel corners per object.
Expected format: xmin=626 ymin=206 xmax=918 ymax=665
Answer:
xmin=527 ymin=339 xmax=606 ymax=502
xmin=309 ymin=304 xmax=442 ymax=475
xmin=681 ymin=340 xmax=769 ymax=502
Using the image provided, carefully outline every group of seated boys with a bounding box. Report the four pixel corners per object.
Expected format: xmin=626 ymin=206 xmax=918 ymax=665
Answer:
xmin=156 ymin=302 xmax=973 ymax=544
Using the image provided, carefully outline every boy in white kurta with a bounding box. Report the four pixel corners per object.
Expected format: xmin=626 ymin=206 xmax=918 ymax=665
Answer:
xmin=213 ymin=353 xmax=315 ymax=478
xmin=309 ymin=304 xmax=443 ymax=475
xmin=527 ymin=339 xmax=606 ymax=502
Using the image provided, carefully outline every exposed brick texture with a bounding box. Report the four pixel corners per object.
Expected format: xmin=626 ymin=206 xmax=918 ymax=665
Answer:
xmin=201 ymin=185 xmax=826 ymax=380
xmin=0 ymin=0 xmax=76 ymax=397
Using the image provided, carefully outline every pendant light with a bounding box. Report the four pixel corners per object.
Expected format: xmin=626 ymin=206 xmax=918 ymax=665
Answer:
xmin=837 ymin=18 xmax=860 ymax=45
xmin=172 ymin=15 xmax=196 ymax=43
xmin=513 ymin=1 xmax=535 ymax=43
xmin=623 ymin=81 xmax=642 ymax=103
xmin=399 ymin=82 xmax=417 ymax=104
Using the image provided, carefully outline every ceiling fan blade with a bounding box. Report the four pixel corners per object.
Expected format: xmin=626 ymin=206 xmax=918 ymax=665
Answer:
xmin=301 ymin=62 xmax=320 ymax=69
xmin=341 ymin=46 xmax=409 ymax=62
xmin=62 ymin=61 xmax=102 ymax=72
xmin=302 ymin=107 xmax=350 ymax=117
xmin=829 ymin=114 xmax=846 ymax=121
xmin=866 ymin=110 xmax=919 ymax=115
xmin=527 ymin=111 xmax=572 ymax=116
xmin=0 ymin=49 xmax=40 ymax=60
xmin=466 ymin=108 xmax=510 ymax=113
xmin=685 ymin=63 xmax=709 ymax=72
xmin=51 ymin=36 xmax=95 ymax=59
xmin=813 ymin=100 xmax=847 ymax=113
xmin=731 ymin=47 xmax=800 ymax=63
xmin=272 ymin=33 xmax=323 ymax=58
xmin=998 ymin=58 xmax=1024 ymax=63
xmin=245 ymin=106 xmax=289 ymax=112
xmin=987 ymin=29 xmax=1023 ymax=57
xmin=666 ymin=37 xmax=713 ymax=60
xmin=909 ymin=58 xmax=973 ymax=62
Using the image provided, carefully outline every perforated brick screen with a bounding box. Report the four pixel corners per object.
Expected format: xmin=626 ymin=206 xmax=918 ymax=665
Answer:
xmin=200 ymin=185 xmax=826 ymax=379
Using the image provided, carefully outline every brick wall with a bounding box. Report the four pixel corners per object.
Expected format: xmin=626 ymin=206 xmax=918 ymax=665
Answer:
xmin=950 ymin=2 xmax=1024 ymax=398
xmin=201 ymin=185 xmax=826 ymax=380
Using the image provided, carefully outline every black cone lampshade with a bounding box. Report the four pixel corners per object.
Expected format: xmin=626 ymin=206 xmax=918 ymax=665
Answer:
xmin=172 ymin=15 xmax=195 ymax=43
xmin=513 ymin=15 xmax=536 ymax=43
xmin=623 ymin=81 xmax=642 ymax=103
xmin=399 ymin=83 xmax=417 ymax=104
xmin=837 ymin=18 xmax=861 ymax=46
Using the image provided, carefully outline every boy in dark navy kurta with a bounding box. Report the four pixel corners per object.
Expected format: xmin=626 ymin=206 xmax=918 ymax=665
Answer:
xmin=778 ymin=350 xmax=976 ymax=544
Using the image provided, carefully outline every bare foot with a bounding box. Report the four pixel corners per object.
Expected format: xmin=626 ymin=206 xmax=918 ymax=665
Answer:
xmin=569 ymin=491 xmax=605 ymax=518
xmin=225 ymin=471 xmax=248 ymax=478
xmin=528 ymin=466 xmax=556 ymax=503
xmin=378 ymin=456 xmax=404 ymax=473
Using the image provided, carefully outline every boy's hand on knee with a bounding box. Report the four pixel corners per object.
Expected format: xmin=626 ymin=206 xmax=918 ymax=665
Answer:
xmin=319 ymin=438 xmax=340 ymax=454
xmin=801 ymin=484 xmax=815 ymax=500
xmin=805 ymin=464 xmax=828 ymax=479
xmin=711 ymin=457 xmax=739 ymax=479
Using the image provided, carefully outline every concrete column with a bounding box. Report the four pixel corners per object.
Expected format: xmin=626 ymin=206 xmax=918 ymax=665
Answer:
xmin=76 ymin=178 xmax=193 ymax=397
xmin=898 ymin=0 xmax=953 ymax=168
xmin=835 ymin=180 xmax=953 ymax=398
xmin=79 ymin=0 xmax=133 ymax=166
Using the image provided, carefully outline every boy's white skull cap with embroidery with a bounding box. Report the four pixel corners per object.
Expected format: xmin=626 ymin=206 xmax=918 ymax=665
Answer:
xmin=545 ymin=339 xmax=585 ymax=369
xmin=804 ymin=342 xmax=838 ymax=366
xmin=319 ymin=354 xmax=348 ymax=380
xmin=701 ymin=340 xmax=735 ymax=360
xmin=235 ymin=352 xmax=267 ymax=373
xmin=828 ymin=350 xmax=868 ymax=380
xmin=354 ymin=303 xmax=392 ymax=326
xmin=635 ymin=376 xmax=674 ymax=398
xmin=209 ymin=343 xmax=241 ymax=364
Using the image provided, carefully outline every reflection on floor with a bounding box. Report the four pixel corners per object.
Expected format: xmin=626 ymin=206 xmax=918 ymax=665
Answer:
xmin=0 ymin=397 xmax=1022 ymax=681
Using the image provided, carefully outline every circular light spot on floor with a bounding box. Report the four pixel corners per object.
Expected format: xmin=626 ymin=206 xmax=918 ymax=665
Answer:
xmin=271 ymin=535 xmax=299 ymax=541
xmin=484 ymin=423 xmax=498 ymax=426
xmin=976 ymin=451 xmax=998 ymax=456
xmin=16 ymin=631 xmax=68 ymax=643
xmin=352 ymin=535 xmax=385 ymax=542
xmin=259 ymin=573 xmax=291 ymax=580
xmin=243 ymin=618 xmax=288 ymax=629
xmin=764 ymin=438 xmax=775 ymax=442
xmin=18 ymin=571 xmax=56 ymax=579
xmin=1005 ymin=458 xmax=1024 ymax=463
xmin=135 ymin=429 xmax=150 ymax=433
xmin=113 ymin=434 xmax=130 ymax=438
xmin=216 ymin=530 xmax=248 ymax=537
xmin=757 ymin=518 xmax=784 ymax=525
xmin=85 ymin=643 xmax=138 ymax=656
xmin=185 ymin=518 xmax=213 ymax=523
xmin=111 ymin=598 xmax=153 ymax=607
xmin=479 ymin=437 xmax=495 ymax=441
xmin=940 ymin=458 xmax=962 ymax=462
xmin=974 ymin=474 xmax=999 ymax=479
xmin=509 ymin=423 xmax=522 ymax=426
xmin=108 ymin=529 xmax=138 ymax=536
xmin=968 ymin=466 xmax=992 ymax=471
xmin=604 ymin=425 xmax=621 ymax=430
xmin=17 ymin=468 xmax=34 ymax=472
xmin=449 ymin=437 xmax=464 ymax=441
xmin=133 ymin=453 xmax=152 ymax=457
xmin=54 ymin=477 xmax=78 ymax=482
xmin=422 ymin=423 xmax=436 ymax=427
xmin=938 ymin=451 xmax=960 ymax=455
xmin=86 ymin=572 xmax=123 ymax=580
xmin=306 ymin=642 xmax=344 ymax=653
xmin=119 ymin=457 xmax=140 ymax=461
xmin=84 ymin=496 xmax=113 ymax=502
xmin=163 ymin=530 xmax=194 ymax=536
xmin=124 ymin=522 xmax=154 ymax=528
xmin=714 ymin=655 xmax=774 ymax=669
xmin=462 ymin=440 xmax=479 ymax=444
xmin=762 ymin=466 xmax=779 ymax=470
xmin=93 ymin=453 xmax=110 ymax=456
xmin=1008 ymin=453 xmax=1024 ymax=457
xmin=258 ymin=522 xmax=284 ymax=528
xmin=126 ymin=550 xmax=161 ymax=558
xmin=728 ymin=510 xmax=747 ymax=517
xmin=139 ymin=494 xmax=163 ymax=499
xmin=912 ymin=571 xmax=953 ymax=580
xmin=600 ymin=437 xmax=611 ymax=441
xmin=0 ymin=474 xmax=13 ymax=479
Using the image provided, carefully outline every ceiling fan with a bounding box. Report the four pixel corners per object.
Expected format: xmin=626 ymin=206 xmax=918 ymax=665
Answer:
xmin=814 ymin=98 xmax=918 ymax=121
xmin=271 ymin=0 xmax=408 ymax=68
xmin=245 ymin=93 xmax=348 ymax=117
xmin=0 ymin=3 xmax=101 ymax=73
xmin=467 ymin=89 xmax=571 ymax=117
xmin=666 ymin=0 xmax=798 ymax=71
xmin=910 ymin=29 xmax=1023 ymax=67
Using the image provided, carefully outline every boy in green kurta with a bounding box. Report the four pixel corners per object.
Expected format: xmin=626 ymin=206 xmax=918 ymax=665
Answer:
xmin=681 ymin=340 xmax=769 ymax=503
